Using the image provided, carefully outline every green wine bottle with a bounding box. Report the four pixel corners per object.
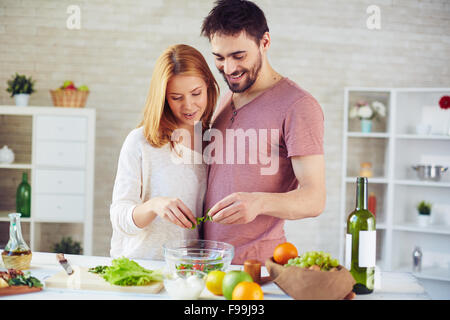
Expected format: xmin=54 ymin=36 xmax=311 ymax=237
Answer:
xmin=16 ymin=172 xmax=31 ymax=218
xmin=345 ymin=177 xmax=376 ymax=294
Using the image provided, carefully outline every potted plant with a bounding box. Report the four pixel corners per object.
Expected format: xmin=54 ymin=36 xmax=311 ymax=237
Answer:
xmin=6 ymin=73 xmax=36 ymax=107
xmin=349 ymin=100 xmax=386 ymax=133
xmin=52 ymin=236 xmax=83 ymax=255
xmin=416 ymin=200 xmax=432 ymax=227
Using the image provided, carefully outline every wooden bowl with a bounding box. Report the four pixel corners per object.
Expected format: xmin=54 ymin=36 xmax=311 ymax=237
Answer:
xmin=265 ymin=258 xmax=355 ymax=300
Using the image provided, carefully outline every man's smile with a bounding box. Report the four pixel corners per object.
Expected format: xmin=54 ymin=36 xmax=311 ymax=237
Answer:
xmin=226 ymin=71 xmax=246 ymax=83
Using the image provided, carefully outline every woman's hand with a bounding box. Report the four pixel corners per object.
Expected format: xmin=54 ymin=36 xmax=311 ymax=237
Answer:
xmin=133 ymin=197 xmax=196 ymax=229
xmin=151 ymin=197 xmax=196 ymax=228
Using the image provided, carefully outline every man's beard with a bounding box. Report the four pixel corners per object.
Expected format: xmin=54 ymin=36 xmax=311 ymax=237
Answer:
xmin=221 ymin=52 xmax=262 ymax=93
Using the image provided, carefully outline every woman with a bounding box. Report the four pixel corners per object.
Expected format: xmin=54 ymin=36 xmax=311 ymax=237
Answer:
xmin=110 ymin=44 xmax=219 ymax=260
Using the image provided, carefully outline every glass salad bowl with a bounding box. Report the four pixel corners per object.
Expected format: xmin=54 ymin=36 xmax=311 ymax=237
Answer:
xmin=163 ymin=239 xmax=234 ymax=274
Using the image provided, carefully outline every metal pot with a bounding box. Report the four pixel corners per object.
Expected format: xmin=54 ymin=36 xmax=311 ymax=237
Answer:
xmin=412 ymin=165 xmax=448 ymax=181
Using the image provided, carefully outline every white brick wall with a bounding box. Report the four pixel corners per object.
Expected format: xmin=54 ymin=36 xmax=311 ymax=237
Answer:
xmin=0 ymin=0 xmax=449 ymax=257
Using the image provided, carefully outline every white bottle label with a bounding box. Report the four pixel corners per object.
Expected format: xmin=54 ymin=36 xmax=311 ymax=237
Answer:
xmin=358 ymin=230 xmax=376 ymax=267
xmin=345 ymin=234 xmax=352 ymax=269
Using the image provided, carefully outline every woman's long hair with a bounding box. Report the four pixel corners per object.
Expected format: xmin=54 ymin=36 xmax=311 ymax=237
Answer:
xmin=139 ymin=44 xmax=219 ymax=148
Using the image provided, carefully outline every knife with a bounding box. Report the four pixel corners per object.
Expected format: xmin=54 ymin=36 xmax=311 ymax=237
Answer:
xmin=56 ymin=253 xmax=74 ymax=275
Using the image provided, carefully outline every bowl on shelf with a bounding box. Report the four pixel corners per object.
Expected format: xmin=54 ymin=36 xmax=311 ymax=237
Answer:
xmin=414 ymin=123 xmax=432 ymax=135
xmin=412 ymin=165 xmax=448 ymax=181
xmin=163 ymin=268 xmax=207 ymax=300
xmin=163 ymin=239 xmax=234 ymax=274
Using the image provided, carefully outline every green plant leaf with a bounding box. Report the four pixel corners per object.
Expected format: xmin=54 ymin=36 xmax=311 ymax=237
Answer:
xmin=52 ymin=236 xmax=83 ymax=254
xmin=6 ymin=73 xmax=36 ymax=97
xmin=190 ymin=209 xmax=213 ymax=229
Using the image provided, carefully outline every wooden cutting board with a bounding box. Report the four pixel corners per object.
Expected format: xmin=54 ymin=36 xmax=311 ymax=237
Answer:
xmin=45 ymin=266 xmax=163 ymax=294
xmin=0 ymin=285 xmax=43 ymax=297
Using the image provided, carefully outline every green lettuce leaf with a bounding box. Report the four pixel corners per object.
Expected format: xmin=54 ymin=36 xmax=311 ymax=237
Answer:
xmin=101 ymin=257 xmax=163 ymax=286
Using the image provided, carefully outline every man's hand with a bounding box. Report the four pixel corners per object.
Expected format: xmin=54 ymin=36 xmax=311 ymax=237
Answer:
xmin=207 ymin=192 xmax=262 ymax=224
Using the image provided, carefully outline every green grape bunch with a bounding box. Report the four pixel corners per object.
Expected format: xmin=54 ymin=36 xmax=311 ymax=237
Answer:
xmin=284 ymin=251 xmax=340 ymax=271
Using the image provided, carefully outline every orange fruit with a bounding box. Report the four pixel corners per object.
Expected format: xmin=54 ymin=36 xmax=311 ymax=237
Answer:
xmin=231 ymin=281 xmax=264 ymax=300
xmin=273 ymin=242 xmax=298 ymax=265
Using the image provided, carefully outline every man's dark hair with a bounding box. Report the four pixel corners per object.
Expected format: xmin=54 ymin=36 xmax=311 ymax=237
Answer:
xmin=201 ymin=0 xmax=269 ymax=44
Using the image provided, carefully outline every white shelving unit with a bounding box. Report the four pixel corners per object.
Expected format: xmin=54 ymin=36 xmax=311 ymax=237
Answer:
xmin=339 ymin=88 xmax=450 ymax=298
xmin=0 ymin=105 xmax=95 ymax=255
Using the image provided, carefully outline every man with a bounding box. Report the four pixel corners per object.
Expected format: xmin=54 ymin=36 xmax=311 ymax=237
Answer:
xmin=201 ymin=0 xmax=326 ymax=264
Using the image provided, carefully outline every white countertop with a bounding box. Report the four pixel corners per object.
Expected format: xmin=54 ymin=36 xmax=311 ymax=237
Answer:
xmin=0 ymin=252 xmax=430 ymax=300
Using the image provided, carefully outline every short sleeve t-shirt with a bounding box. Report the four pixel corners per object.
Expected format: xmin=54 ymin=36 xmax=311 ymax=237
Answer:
xmin=203 ymin=77 xmax=324 ymax=265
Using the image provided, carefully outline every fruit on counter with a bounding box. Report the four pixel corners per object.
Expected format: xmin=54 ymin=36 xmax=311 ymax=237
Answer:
xmin=222 ymin=270 xmax=253 ymax=300
xmin=57 ymin=81 xmax=89 ymax=91
xmin=89 ymin=257 xmax=163 ymax=286
xmin=284 ymin=251 xmax=340 ymax=271
xmin=205 ymin=270 xmax=226 ymax=295
xmin=62 ymin=80 xmax=73 ymax=88
xmin=62 ymin=80 xmax=76 ymax=90
xmin=273 ymin=242 xmax=298 ymax=265
xmin=231 ymin=281 xmax=264 ymax=300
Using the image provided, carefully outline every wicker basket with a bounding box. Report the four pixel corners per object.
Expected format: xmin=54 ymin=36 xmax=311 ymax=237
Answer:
xmin=50 ymin=89 xmax=89 ymax=108
xmin=2 ymin=253 xmax=32 ymax=270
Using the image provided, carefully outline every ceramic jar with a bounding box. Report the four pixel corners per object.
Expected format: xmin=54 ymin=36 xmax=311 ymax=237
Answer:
xmin=0 ymin=145 xmax=15 ymax=164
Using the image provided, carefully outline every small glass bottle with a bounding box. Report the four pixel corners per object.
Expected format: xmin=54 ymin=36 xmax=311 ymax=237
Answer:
xmin=16 ymin=172 xmax=31 ymax=218
xmin=412 ymin=246 xmax=422 ymax=273
xmin=1 ymin=213 xmax=32 ymax=270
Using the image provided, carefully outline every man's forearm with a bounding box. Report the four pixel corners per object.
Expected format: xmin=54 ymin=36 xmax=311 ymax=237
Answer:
xmin=257 ymin=186 xmax=326 ymax=220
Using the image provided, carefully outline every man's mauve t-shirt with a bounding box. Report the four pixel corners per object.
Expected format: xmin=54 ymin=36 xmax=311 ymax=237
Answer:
xmin=203 ymin=77 xmax=324 ymax=264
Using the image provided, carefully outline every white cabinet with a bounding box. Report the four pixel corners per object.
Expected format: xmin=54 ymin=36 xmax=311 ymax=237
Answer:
xmin=35 ymin=141 xmax=87 ymax=167
xmin=35 ymin=115 xmax=88 ymax=141
xmin=0 ymin=106 xmax=95 ymax=255
xmin=34 ymin=169 xmax=85 ymax=194
xmin=34 ymin=194 xmax=85 ymax=222
xmin=340 ymin=88 xmax=450 ymax=298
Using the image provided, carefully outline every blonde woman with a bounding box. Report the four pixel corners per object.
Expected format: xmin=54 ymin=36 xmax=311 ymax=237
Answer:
xmin=110 ymin=44 xmax=219 ymax=260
